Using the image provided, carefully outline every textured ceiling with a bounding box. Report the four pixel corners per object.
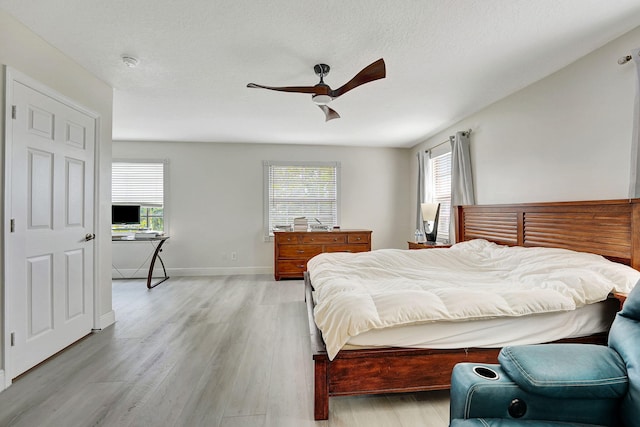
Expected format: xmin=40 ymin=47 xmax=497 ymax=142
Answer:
xmin=2 ymin=0 xmax=640 ymax=147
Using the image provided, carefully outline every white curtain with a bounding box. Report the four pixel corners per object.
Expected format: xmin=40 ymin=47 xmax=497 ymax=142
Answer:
xmin=416 ymin=150 xmax=435 ymax=236
xmin=449 ymin=130 xmax=475 ymax=241
xmin=424 ymin=150 xmax=433 ymax=204
xmin=629 ymin=48 xmax=640 ymax=198
xmin=416 ymin=151 xmax=425 ymax=232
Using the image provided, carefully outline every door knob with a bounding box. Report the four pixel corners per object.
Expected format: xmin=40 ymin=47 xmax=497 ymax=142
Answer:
xmin=85 ymin=233 xmax=95 ymax=241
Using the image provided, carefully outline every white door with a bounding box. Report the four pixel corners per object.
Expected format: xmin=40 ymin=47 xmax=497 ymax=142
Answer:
xmin=6 ymin=76 xmax=96 ymax=379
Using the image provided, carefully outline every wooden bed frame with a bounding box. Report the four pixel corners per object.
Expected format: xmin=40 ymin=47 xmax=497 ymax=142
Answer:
xmin=307 ymin=199 xmax=640 ymax=420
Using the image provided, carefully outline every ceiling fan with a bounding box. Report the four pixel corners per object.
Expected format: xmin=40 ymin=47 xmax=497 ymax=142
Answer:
xmin=247 ymin=58 xmax=386 ymax=121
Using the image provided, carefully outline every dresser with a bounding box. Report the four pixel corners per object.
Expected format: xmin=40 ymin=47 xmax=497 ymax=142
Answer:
xmin=274 ymin=230 xmax=372 ymax=280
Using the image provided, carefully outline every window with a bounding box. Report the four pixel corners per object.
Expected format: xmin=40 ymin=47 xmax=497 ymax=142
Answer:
xmin=430 ymin=151 xmax=452 ymax=242
xmin=112 ymin=161 xmax=166 ymax=231
xmin=264 ymin=161 xmax=340 ymax=238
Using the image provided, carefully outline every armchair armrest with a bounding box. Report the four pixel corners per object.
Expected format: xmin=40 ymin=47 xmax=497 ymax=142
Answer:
xmin=450 ymin=363 xmax=622 ymax=425
xmin=450 ymin=419 xmax=608 ymax=427
xmin=498 ymin=344 xmax=627 ymax=399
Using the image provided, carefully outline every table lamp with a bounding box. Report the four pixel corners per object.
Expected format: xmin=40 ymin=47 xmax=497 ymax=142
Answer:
xmin=421 ymin=203 xmax=440 ymax=243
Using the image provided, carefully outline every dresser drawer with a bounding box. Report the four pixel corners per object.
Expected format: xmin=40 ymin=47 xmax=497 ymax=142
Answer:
xmin=302 ymin=233 xmax=347 ymax=244
xmin=324 ymin=244 xmax=370 ymax=253
xmin=278 ymin=244 xmax=323 ymax=258
xmin=347 ymin=233 xmax=370 ymax=244
xmin=276 ymin=234 xmax=300 ymax=244
xmin=277 ymin=260 xmax=308 ymax=274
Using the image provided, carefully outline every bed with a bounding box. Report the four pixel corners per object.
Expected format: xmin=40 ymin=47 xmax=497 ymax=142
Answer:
xmin=306 ymin=199 xmax=640 ymax=420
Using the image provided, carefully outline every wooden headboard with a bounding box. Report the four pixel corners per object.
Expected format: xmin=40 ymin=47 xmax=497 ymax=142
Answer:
xmin=456 ymin=199 xmax=640 ymax=269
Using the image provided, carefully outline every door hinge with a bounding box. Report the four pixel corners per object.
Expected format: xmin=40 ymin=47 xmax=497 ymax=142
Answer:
xmin=10 ymin=218 xmax=15 ymax=233
xmin=11 ymin=105 xmax=17 ymax=119
xmin=10 ymin=332 xmax=15 ymax=346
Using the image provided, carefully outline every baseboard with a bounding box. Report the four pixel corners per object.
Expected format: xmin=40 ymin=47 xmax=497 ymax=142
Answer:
xmin=98 ymin=310 xmax=116 ymax=329
xmin=167 ymin=266 xmax=272 ymax=276
xmin=112 ymin=266 xmax=271 ymax=279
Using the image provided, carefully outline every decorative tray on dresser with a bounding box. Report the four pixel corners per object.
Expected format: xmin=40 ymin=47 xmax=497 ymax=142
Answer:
xmin=273 ymin=230 xmax=372 ymax=280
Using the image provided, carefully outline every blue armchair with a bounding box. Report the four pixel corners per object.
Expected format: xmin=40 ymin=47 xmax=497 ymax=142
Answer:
xmin=449 ymin=283 xmax=640 ymax=427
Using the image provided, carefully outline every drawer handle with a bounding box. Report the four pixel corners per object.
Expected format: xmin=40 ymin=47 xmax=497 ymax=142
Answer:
xmin=355 ymin=237 xmax=361 ymax=241
xmin=297 ymin=264 xmax=305 ymax=268
xmin=297 ymin=250 xmax=305 ymax=254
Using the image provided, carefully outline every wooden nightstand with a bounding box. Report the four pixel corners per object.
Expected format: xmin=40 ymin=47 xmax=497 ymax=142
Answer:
xmin=407 ymin=241 xmax=452 ymax=250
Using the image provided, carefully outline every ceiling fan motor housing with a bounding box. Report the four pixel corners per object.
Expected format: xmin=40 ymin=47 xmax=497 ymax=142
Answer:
xmin=313 ymin=64 xmax=332 ymax=104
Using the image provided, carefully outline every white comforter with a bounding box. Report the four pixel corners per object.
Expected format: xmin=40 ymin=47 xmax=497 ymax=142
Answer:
xmin=307 ymin=239 xmax=640 ymax=360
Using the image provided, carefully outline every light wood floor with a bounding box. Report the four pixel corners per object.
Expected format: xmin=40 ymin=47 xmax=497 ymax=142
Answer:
xmin=0 ymin=275 xmax=450 ymax=426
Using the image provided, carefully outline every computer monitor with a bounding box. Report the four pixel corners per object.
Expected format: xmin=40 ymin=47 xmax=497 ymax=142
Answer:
xmin=112 ymin=205 xmax=140 ymax=225
xmin=421 ymin=203 xmax=440 ymax=243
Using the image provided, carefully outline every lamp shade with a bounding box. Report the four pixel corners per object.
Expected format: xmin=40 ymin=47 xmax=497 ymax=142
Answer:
xmin=421 ymin=203 xmax=439 ymax=222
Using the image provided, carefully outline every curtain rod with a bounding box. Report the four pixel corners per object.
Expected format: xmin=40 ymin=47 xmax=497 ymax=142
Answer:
xmin=425 ymin=128 xmax=472 ymax=152
xmin=427 ymin=139 xmax=449 ymax=151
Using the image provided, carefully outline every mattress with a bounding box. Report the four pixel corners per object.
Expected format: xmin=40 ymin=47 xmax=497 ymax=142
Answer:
xmin=308 ymin=239 xmax=640 ymax=359
xmin=343 ymin=298 xmax=619 ymax=350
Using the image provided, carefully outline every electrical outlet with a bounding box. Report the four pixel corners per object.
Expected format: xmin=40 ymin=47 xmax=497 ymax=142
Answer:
xmin=231 ymin=251 xmax=238 ymax=261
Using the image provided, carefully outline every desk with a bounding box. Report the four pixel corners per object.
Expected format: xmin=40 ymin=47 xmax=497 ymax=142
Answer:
xmin=112 ymin=236 xmax=170 ymax=289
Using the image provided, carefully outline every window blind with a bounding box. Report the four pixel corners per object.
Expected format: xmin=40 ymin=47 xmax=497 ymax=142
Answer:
xmin=112 ymin=162 xmax=164 ymax=206
xmin=264 ymin=161 xmax=339 ymax=236
xmin=431 ymin=152 xmax=452 ymax=241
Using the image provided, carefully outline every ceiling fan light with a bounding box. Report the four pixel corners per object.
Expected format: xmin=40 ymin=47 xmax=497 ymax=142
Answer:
xmin=312 ymin=94 xmax=332 ymax=105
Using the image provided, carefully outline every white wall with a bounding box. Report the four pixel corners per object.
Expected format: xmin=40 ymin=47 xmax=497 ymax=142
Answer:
xmin=0 ymin=10 xmax=114 ymax=343
xmin=112 ymin=141 xmax=410 ymax=277
xmin=411 ymin=25 xmax=640 ymax=215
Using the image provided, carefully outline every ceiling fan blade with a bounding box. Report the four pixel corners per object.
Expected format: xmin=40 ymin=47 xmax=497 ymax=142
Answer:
xmin=330 ymin=58 xmax=386 ymax=98
xmin=318 ymin=105 xmax=340 ymax=121
xmin=247 ymin=83 xmax=320 ymax=94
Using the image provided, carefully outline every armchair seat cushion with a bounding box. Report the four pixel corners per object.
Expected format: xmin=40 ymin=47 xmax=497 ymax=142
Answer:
xmin=498 ymin=344 xmax=627 ymax=399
